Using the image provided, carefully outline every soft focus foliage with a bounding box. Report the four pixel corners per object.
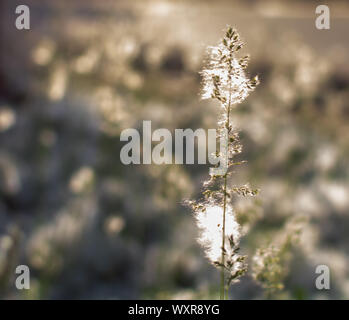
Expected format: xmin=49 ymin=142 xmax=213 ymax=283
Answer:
xmin=1 ymin=0 xmax=349 ymax=299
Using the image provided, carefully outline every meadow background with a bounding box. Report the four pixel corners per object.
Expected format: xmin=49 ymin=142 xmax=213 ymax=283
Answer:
xmin=0 ymin=0 xmax=349 ymax=299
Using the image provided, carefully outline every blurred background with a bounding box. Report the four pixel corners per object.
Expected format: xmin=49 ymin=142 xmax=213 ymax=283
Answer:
xmin=0 ymin=0 xmax=348 ymax=299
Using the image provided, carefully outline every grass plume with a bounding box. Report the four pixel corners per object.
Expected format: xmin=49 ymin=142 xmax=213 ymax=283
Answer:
xmin=187 ymin=26 xmax=259 ymax=299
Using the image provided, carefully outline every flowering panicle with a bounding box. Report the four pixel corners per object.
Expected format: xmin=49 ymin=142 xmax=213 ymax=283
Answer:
xmin=188 ymin=26 xmax=259 ymax=299
xmin=200 ymin=36 xmax=258 ymax=106
xmin=252 ymin=217 xmax=304 ymax=296
xmin=194 ymin=204 xmax=247 ymax=287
